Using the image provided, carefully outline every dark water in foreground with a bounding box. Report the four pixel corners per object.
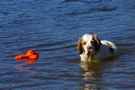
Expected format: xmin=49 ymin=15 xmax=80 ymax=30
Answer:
xmin=0 ymin=0 xmax=135 ymax=89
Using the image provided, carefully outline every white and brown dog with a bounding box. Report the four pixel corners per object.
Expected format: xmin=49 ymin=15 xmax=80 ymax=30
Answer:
xmin=77 ymin=34 xmax=120 ymax=61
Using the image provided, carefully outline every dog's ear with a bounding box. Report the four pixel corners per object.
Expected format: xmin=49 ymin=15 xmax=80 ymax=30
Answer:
xmin=77 ymin=38 xmax=83 ymax=54
xmin=93 ymin=34 xmax=101 ymax=51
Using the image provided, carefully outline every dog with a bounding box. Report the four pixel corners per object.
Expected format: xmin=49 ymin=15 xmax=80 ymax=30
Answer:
xmin=77 ymin=34 xmax=120 ymax=61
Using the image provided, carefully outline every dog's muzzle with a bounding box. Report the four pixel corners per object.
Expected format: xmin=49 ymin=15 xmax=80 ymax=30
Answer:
xmin=87 ymin=46 xmax=92 ymax=55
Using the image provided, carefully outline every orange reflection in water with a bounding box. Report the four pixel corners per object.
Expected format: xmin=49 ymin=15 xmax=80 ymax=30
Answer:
xmin=15 ymin=58 xmax=37 ymax=74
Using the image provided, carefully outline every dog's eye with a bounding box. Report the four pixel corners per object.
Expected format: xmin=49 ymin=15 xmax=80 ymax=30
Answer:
xmin=83 ymin=42 xmax=86 ymax=45
xmin=91 ymin=40 xmax=94 ymax=44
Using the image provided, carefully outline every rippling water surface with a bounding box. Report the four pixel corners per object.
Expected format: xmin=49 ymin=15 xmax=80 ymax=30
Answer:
xmin=0 ymin=0 xmax=135 ymax=89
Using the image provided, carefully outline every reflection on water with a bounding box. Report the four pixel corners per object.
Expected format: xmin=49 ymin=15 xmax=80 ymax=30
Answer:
xmin=79 ymin=58 xmax=117 ymax=89
xmin=16 ymin=58 xmax=37 ymax=64
xmin=15 ymin=59 xmax=37 ymax=75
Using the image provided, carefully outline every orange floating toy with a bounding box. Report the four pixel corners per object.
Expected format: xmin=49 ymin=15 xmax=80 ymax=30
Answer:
xmin=15 ymin=50 xmax=39 ymax=60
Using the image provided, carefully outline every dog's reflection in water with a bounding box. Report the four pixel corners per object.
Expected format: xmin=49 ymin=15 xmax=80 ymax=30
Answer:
xmin=79 ymin=58 xmax=116 ymax=89
xmin=80 ymin=60 xmax=102 ymax=81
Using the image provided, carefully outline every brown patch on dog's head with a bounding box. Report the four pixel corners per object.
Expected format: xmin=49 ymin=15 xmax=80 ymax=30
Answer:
xmin=107 ymin=43 xmax=114 ymax=54
xmin=92 ymin=34 xmax=101 ymax=51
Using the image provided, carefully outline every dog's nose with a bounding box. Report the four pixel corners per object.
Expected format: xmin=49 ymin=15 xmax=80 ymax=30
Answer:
xmin=87 ymin=46 xmax=92 ymax=50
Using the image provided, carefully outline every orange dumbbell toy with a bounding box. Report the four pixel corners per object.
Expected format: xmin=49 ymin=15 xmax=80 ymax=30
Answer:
xmin=15 ymin=50 xmax=39 ymax=60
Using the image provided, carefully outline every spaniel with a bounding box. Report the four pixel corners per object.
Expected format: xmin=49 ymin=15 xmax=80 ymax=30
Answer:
xmin=77 ymin=34 xmax=120 ymax=61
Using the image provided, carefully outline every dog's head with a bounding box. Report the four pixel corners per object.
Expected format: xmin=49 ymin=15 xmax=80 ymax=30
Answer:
xmin=77 ymin=34 xmax=101 ymax=56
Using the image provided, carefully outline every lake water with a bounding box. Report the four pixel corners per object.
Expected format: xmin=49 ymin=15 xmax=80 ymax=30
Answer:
xmin=0 ymin=0 xmax=135 ymax=89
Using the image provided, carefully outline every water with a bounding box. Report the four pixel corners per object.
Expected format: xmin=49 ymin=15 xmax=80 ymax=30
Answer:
xmin=0 ymin=0 xmax=135 ymax=89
